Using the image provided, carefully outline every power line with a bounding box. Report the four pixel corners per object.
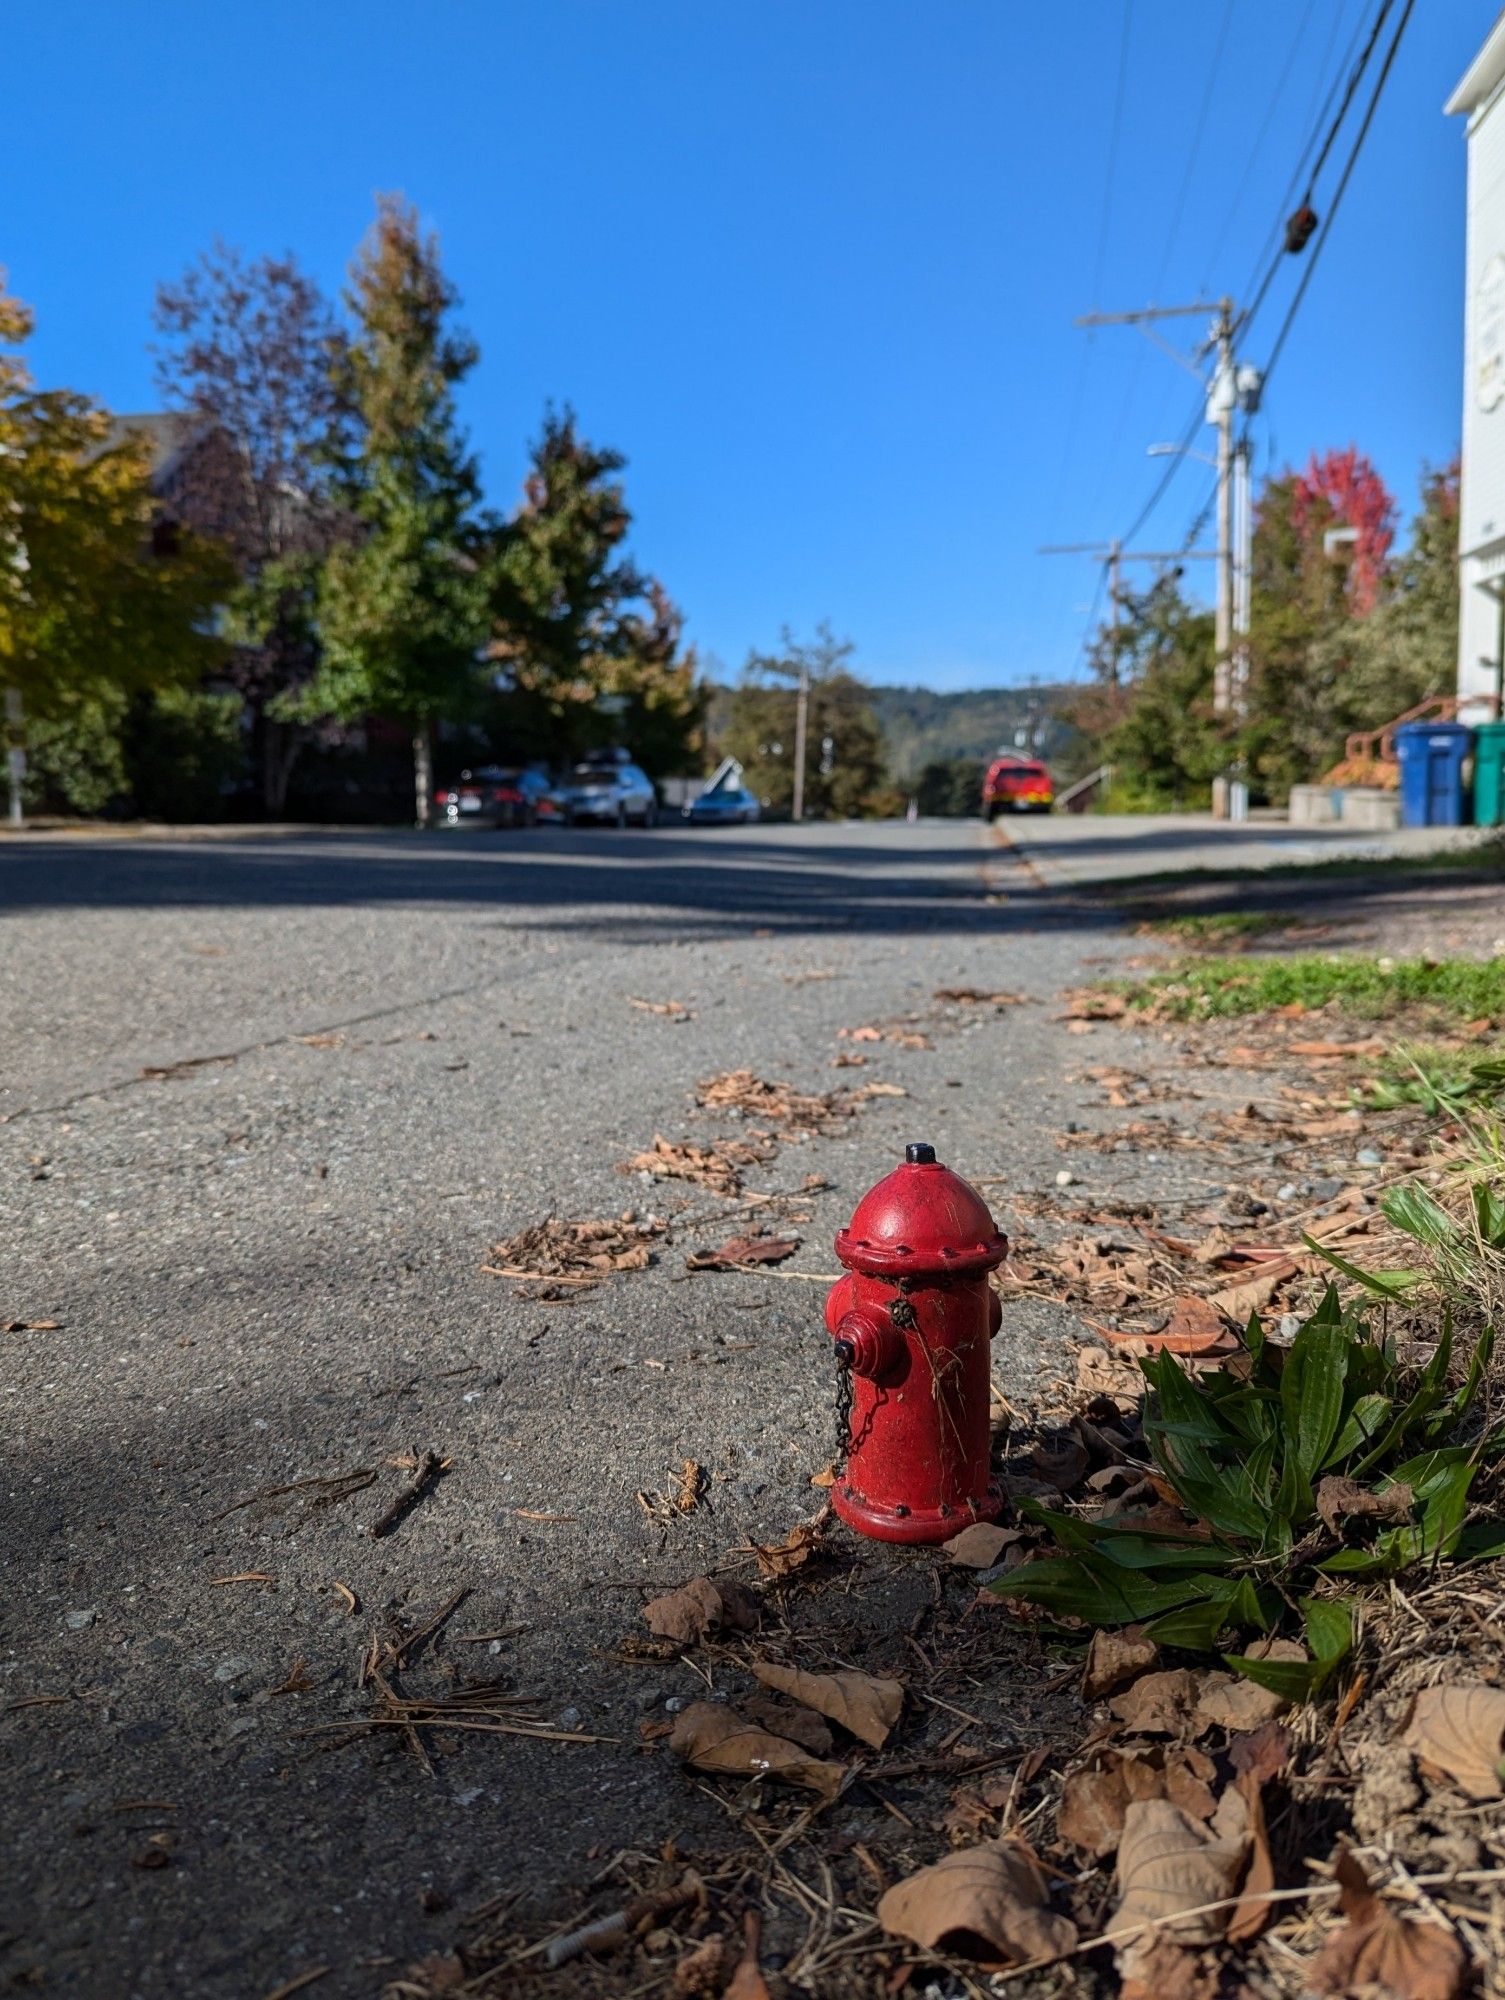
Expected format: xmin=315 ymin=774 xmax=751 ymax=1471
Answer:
xmin=1238 ymin=0 xmax=1369 ymax=307
xmin=1033 ymin=1 xmax=1134 ymax=639
xmin=1091 ymin=1 xmax=1134 ymax=309
xmin=1153 ymin=0 xmax=1236 ymax=297
xmin=1200 ymin=0 xmax=1320 ymax=293
xmin=1240 ymin=0 xmax=1395 ymax=340
xmin=1258 ymin=0 xmax=1415 ymax=391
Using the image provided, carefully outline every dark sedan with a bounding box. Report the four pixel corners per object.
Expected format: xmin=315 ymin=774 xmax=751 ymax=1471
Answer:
xmin=433 ymin=767 xmax=560 ymax=828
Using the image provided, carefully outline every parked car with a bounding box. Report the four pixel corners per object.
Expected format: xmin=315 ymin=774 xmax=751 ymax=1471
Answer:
xmin=983 ymin=756 xmax=1054 ymax=817
xmin=433 ymin=765 xmax=561 ymax=828
xmin=559 ymin=758 xmax=658 ymax=827
xmin=683 ymin=783 xmax=761 ymax=825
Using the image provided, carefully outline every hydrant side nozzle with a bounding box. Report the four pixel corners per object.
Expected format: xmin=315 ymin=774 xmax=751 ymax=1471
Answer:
xmin=833 ymin=1307 xmax=901 ymax=1381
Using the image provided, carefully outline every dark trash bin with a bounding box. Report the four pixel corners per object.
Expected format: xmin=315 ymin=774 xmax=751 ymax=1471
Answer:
xmin=1394 ymin=721 xmax=1472 ymax=828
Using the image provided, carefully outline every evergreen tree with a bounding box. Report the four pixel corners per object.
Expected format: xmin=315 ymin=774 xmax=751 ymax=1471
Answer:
xmin=1064 ymin=573 xmax=1221 ymax=809
xmin=297 ymin=194 xmax=488 ymax=825
xmin=486 ymin=407 xmax=701 ymax=773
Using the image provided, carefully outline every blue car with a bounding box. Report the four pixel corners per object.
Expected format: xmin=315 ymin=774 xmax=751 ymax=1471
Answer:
xmin=683 ymin=785 xmax=761 ymax=825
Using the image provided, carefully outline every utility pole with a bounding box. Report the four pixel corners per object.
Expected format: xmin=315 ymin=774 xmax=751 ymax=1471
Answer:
xmin=1071 ymin=298 xmax=1259 ymax=821
xmin=790 ymin=658 xmax=810 ymax=822
xmin=4 ymin=688 xmax=23 ymax=830
xmin=1040 ymin=539 xmax=1217 ymax=688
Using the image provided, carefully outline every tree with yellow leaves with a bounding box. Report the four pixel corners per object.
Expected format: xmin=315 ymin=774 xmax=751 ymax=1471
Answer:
xmin=0 ymin=274 xmax=231 ymax=824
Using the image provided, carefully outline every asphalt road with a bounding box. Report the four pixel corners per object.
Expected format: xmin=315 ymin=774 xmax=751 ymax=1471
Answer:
xmin=0 ymin=814 xmax=1350 ymax=1996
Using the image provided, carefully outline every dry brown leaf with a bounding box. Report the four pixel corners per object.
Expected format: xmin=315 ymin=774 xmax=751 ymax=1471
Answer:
xmin=1111 ymin=1798 xmax=1248 ymax=1972
xmin=619 ymin=1132 xmax=774 ymax=1196
xmin=1057 ymin=1765 xmax=1128 ymax=1858
xmin=1144 ymin=1296 xmax=1228 ymax=1355
xmin=1061 ymin=991 xmax=1129 ymax=1022
xmin=1162 ymin=1748 xmax=1219 ymax=1822
xmin=667 ymin=1701 xmax=845 ymax=1799
xmin=943 ymin=1523 xmax=1020 ymax=1569
xmin=1309 ymin=1849 xmax=1467 ymax=1999
xmin=696 ymin=1069 xmax=853 ymax=1135
xmin=643 ymin=1576 xmax=758 ymax=1646
xmin=1208 ymin=1258 xmax=1297 ymax=1322
xmin=1316 ymin=1476 xmax=1415 ymax=1537
xmin=628 ymin=996 xmax=694 ymax=1020
xmin=1225 ymin=1770 xmax=1276 ymax=1945
xmin=1030 ymin=1432 xmax=1091 ymax=1491
xmin=685 ymin=1234 xmax=800 ymax=1272
xmin=482 ymin=1212 xmax=667 ymax=1292
xmin=750 ymin=1661 xmax=903 ymax=1749
xmin=4 ymin=1317 xmax=61 ymax=1333
xmin=1287 ymin=1037 xmax=1387 ymax=1059
xmin=1110 ymin=1670 xmax=1207 ymax=1736
xmin=744 ymin=1517 xmax=826 ymax=1578
xmin=1195 ymin=1671 xmax=1288 ymax=1733
xmin=1118 ymin=1938 xmax=1219 ymax=2000
xmin=1400 ymin=1685 xmax=1505 ymax=1799
xmin=1228 ymin=1720 xmax=1292 ymax=1784
xmin=876 ymin=1838 xmax=1077 ymax=1965
xmin=934 ymin=986 xmax=1027 ymax=1007
xmin=1082 ymin=1628 xmax=1159 ymax=1701
xmin=740 ymin=1695 xmax=833 ymax=1757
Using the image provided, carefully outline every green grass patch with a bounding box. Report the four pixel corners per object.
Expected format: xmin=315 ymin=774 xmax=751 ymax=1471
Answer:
xmin=1104 ymin=830 xmax=1505 ymax=898
xmin=1142 ymin=911 xmax=1293 ymax=945
xmin=1119 ymin=952 xmax=1505 ymax=1022
xmin=1361 ymin=1042 xmax=1505 ymax=1113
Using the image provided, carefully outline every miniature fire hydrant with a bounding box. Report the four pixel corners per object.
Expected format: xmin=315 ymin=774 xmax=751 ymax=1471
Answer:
xmin=823 ymin=1143 xmax=1007 ymax=1544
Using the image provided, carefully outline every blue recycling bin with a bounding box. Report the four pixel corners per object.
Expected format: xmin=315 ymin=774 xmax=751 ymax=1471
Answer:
xmin=1394 ymin=721 xmax=1472 ymax=827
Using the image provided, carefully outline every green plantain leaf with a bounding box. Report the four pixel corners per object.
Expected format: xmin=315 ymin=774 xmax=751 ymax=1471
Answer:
xmin=1302 ymin=1596 xmax=1354 ymax=1664
xmin=1221 ymin=1651 xmax=1328 ymax=1700
xmin=1303 ymin=1233 xmax=1425 ymax=1299
xmin=1473 ymin=1183 xmax=1505 ymax=1250
xmin=988 ymin=1554 xmax=1213 ymax=1624
xmin=1281 ymin=1317 xmax=1348 ymax=1483
xmin=1322 ymin=1393 xmax=1393 ymax=1469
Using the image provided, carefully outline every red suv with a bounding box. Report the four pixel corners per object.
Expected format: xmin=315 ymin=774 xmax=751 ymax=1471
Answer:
xmin=983 ymin=756 xmax=1054 ymax=818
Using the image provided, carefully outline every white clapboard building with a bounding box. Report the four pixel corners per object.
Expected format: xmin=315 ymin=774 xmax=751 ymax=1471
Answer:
xmin=1449 ymin=13 xmax=1505 ymax=716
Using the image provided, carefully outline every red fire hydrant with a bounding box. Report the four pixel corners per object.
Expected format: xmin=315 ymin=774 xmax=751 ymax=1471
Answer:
xmin=824 ymin=1142 xmax=1007 ymax=1544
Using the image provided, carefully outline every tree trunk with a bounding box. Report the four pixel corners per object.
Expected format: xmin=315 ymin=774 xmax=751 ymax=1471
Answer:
xmin=413 ymin=722 xmax=433 ymax=829
xmin=262 ymin=718 xmax=302 ymax=820
xmin=5 ymin=686 xmax=25 ymax=830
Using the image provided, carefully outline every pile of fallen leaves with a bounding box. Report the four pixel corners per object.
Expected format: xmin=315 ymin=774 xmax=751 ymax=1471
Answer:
xmin=481 ymin=1212 xmax=667 ymax=1297
xmin=1000 ymin=1192 xmax=1387 ymax=1347
xmin=620 ymin=1132 xmax=778 ymax=1197
xmin=694 ymin=1069 xmax=856 ymax=1136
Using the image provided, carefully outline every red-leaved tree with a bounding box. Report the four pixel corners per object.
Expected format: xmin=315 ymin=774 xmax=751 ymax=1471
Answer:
xmin=1289 ymin=447 xmax=1396 ymax=615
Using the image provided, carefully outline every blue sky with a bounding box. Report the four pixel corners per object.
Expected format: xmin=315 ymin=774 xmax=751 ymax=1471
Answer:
xmin=5 ymin=1 xmax=1487 ymax=690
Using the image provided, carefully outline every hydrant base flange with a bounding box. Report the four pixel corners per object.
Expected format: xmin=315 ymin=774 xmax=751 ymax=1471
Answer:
xmin=832 ymin=1479 xmax=1004 ymax=1547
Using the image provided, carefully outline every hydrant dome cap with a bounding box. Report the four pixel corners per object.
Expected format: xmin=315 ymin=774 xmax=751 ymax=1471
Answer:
xmin=835 ymin=1149 xmax=1007 ymax=1277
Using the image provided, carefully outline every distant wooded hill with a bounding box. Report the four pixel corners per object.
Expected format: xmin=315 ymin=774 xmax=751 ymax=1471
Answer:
xmin=703 ymin=679 xmax=1087 ymax=790
xmin=868 ymin=683 xmax=1083 ymax=779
